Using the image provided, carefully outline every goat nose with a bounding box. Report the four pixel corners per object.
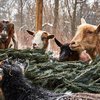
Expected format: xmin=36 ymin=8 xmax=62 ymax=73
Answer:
xmin=33 ymin=43 xmax=37 ymax=48
xmin=69 ymin=41 xmax=76 ymax=48
xmin=33 ymin=43 xmax=36 ymax=46
xmin=70 ymin=41 xmax=75 ymax=45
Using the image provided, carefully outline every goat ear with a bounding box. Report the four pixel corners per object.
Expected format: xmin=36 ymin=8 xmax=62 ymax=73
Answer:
xmin=95 ymin=25 xmax=100 ymax=34
xmin=26 ymin=30 xmax=35 ymax=36
xmin=54 ymin=38 xmax=63 ymax=47
xmin=81 ymin=18 xmax=86 ymax=24
xmin=47 ymin=35 xmax=54 ymax=39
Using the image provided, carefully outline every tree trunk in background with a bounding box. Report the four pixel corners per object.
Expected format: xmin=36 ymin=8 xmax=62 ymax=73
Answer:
xmin=52 ymin=0 xmax=59 ymax=51
xmin=71 ymin=0 xmax=77 ymax=36
xmin=79 ymin=0 xmax=87 ymax=24
xmin=20 ymin=0 xmax=23 ymax=27
xmin=53 ymin=0 xmax=59 ymax=35
xmin=36 ymin=0 xmax=43 ymax=31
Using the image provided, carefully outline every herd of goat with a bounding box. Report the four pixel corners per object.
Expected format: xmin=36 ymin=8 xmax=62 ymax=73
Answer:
xmin=0 ymin=18 xmax=100 ymax=99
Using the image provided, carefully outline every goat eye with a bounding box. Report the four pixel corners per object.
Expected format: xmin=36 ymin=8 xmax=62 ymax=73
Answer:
xmin=42 ymin=37 xmax=47 ymax=40
xmin=87 ymin=31 xmax=93 ymax=34
xmin=33 ymin=34 xmax=35 ymax=37
xmin=0 ymin=26 xmax=2 ymax=29
xmin=89 ymin=32 xmax=93 ymax=34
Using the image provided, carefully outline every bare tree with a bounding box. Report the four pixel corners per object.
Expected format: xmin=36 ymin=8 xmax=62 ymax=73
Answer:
xmin=66 ymin=0 xmax=78 ymax=36
xmin=53 ymin=0 xmax=59 ymax=35
xmin=20 ymin=0 xmax=23 ymax=27
xmin=36 ymin=0 xmax=43 ymax=31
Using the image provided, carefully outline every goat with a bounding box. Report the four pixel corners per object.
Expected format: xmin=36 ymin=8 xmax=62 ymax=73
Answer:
xmin=0 ymin=20 xmax=18 ymax=49
xmin=27 ymin=30 xmax=54 ymax=52
xmin=0 ymin=59 xmax=72 ymax=100
xmin=55 ymin=38 xmax=91 ymax=62
xmin=70 ymin=18 xmax=100 ymax=59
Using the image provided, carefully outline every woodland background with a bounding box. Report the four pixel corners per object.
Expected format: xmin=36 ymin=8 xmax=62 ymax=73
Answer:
xmin=0 ymin=0 xmax=100 ymax=51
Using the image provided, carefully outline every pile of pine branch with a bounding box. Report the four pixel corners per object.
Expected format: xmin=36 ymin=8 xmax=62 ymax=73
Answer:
xmin=26 ymin=60 xmax=100 ymax=93
xmin=0 ymin=48 xmax=100 ymax=93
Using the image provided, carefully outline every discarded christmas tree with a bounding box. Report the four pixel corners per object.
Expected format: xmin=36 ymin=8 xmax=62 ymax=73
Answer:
xmin=0 ymin=48 xmax=100 ymax=94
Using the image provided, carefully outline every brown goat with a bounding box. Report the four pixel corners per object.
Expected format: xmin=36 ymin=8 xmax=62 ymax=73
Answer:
xmin=0 ymin=20 xmax=18 ymax=49
xmin=70 ymin=18 xmax=100 ymax=59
